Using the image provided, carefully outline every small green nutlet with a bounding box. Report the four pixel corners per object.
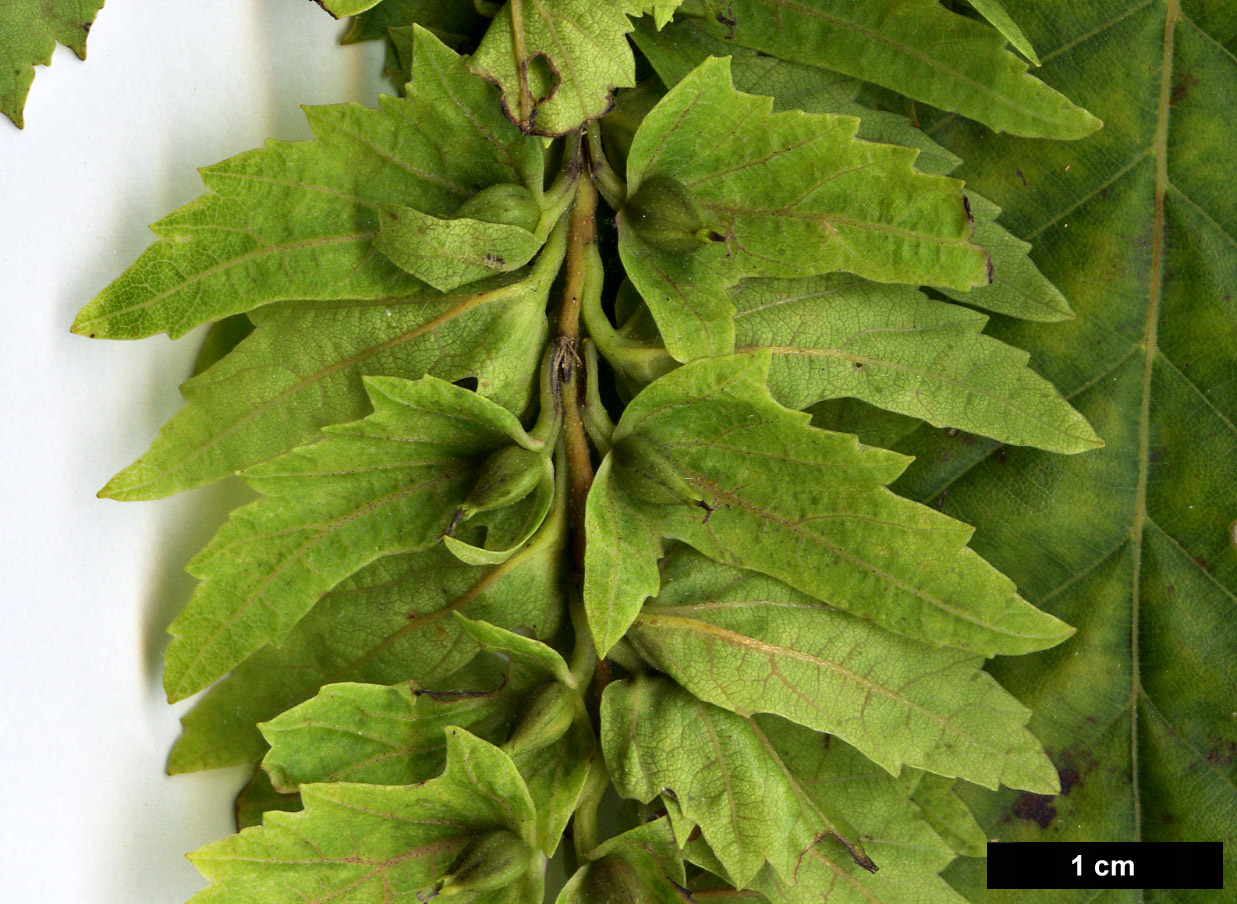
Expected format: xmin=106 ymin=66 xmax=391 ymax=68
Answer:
xmin=457 ymin=445 xmax=549 ymax=523
xmin=580 ymin=856 xmax=646 ymax=904
xmin=612 ymin=436 xmax=705 ymax=508
xmin=439 ymin=830 xmax=533 ymax=897
xmin=454 ymin=183 xmax=542 ymax=233
xmin=623 ymin=175 xmax=711 ymax=254
xmin=506 ymin=682 xmax=576 ymax=753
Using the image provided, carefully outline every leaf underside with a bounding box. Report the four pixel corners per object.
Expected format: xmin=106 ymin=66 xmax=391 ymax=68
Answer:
xmin=838 ymin=0 xmax=1237 ymax=898
xmin=0 ymin=0 xmax=104 ymax=128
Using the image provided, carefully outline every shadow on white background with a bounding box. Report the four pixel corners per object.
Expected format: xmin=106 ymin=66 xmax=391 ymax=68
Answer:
xmin=0 ymin=2 xmax=385 ymax=900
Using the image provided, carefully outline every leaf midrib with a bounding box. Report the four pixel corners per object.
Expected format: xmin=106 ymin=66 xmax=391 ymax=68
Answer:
xmin=1127 ymin=0 xmax=1180 ymax=852
xmin=635 ymin=609 xmax=1012 ymax=768
xmin=666 ymin=469 xmax=1061 ymax=645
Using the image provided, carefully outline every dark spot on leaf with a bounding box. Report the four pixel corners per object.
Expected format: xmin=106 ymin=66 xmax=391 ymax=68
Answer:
xmin=1016 ymin=168 xmax=1028 ymax=187
xmin=1010 ymin=792 xmax=1057 ymax=829
xmin=1058 ymin=766 xmax=1081 ymax=795
xmin=1205 ymin=737 xmax=1236 ymax=766
xmin=1170 ymin=71 xmax=1199 ymax=106
xmin=962 ymin=433 xmax=978 ymax=447
xmin=934 ymin=489 xmax=948 ymax=511
xmin=1162 ymin=812 xmax=1175 ymax=824
xmin=962 ymin=194 xmax=973 ymax=225
xmin=483 ymin=253 xmax=505 ymax=268
xmin=715 ymin=7 xmax=737 ymax=39
xmin=993 ymin=447 xmax=1008 ymax=465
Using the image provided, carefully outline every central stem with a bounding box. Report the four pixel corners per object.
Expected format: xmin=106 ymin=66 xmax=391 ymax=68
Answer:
xmin=557 ymin=172 xmax=599 ymax=573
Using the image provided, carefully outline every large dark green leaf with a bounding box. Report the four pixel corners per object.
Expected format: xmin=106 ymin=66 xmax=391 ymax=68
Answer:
xmin=845 ymin=1 xmax=1237 ymax=898
xmin=677 ymin=0 xmax=1099 ymax=139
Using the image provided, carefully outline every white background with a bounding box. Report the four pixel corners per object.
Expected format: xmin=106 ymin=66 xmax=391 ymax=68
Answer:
xmin=0 ymin=3 xmax=384 ymax=901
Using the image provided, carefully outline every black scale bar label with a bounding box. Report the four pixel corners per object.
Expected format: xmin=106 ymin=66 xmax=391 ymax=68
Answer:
xmin=987 ymin=842 xmax=1224 ymax=889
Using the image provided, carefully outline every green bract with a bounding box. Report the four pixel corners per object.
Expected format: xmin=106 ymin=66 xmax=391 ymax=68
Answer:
xmin=41 ymin=0 xmax=1233 ymax=900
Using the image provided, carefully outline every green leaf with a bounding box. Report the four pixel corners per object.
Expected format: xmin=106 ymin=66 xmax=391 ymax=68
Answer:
xmin=559 ymin=821 xmax=689 ymax=904
xmin=168 ymin=523 xmax=564 ymax=774
xmin=453 ymin=613 xmax=575 ymax=686
xmin=964 ymin=0 xmax=1041 ymax=66
xmin=100 ymin=252 xmax=557 ymax=500
xmin=343 ymin=0 xmax=482 ymax=46
xmin=469 ymin=0 xmax=638 ymax=135
xmin=629 ymin=548 xmax=1060 ymax=791
xmin=375 ymin=204 xmax=545 ymax=291
xmin=584 ymin=817 xmax=688 ymax=891
xmin=187 ymin=729 xmax=541 ymax=904
xmin=259 ymin=623 xmax=586 ymax=856
xmin=0 ymin=0 xmax=104 ymax=128
xmin=582 ymin=454 xmax=665 ymax=656
xmin=234 ymin=766 xmax=301 ymax=831
xmin=601 ymin=675 xmax=824 ymax=886
xmin=620 ymin=57 xmax=991 ymax=361
xmin=257 ymin=677 xmax=525 ymax=791
xmin=860 ymin=0 xmax=1237 ymax=895
xmin=584 ymin=351 xmax=1073 ymax=657
xmin=316 ymin=0 xmax=385 ymax=15
xmin=680 ymin=0 xmax=1098 ymax=139
xmin=630 ymin=20 xmax=1074 ymax=322
xmin=449 ymin=615 xmax=592 ymax=854
xmin=627 ymin=0 xmax=683 ymax=30
xmin=163 ymin=375 xmax=543 ymax=702
xmin=729 ymin=273 xmax=1100 ymax=452
xmin=905 ymin=772 xmax=987 ymax=859
xmin=255 ymin=650 xmax=542 ymax=792
xmin=510 ymin=709 xmax=596 ymax=856
xmin=741 ymin=719 xmax=973 ymax=904
xmin=445 ymin=465 xmax=556 ymax=565
xmin=73 ymin=29 xmax=536 ymax=340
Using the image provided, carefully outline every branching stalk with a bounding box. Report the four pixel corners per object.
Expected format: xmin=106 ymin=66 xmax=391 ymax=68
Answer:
xmin=580 ymin=340 xmax=616 ymax=455
xmin=586 ymin=122 xmax=626 ymax=210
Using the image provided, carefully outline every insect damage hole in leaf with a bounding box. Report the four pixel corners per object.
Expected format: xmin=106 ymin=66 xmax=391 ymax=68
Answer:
xmin=46 ymin=0 xmax=1225 ymax=902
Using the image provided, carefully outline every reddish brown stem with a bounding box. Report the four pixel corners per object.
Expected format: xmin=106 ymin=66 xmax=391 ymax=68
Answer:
xmin=557 ymin=173 xmax=598 ymax=573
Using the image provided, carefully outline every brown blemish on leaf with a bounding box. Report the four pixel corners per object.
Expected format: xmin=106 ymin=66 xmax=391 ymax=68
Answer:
xmin=1170 ymin=71 xmax=1199 ymax=106
xmin=993 ymin=447 xmax=1008 ymax=465
xmin=1010 ymin=792 xmax=1056 ymax=829
xmin=1205 ymin=737 xmax=1236 ymax=767
xmin=1057 ymin=765 xmax=1080 ymax=795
